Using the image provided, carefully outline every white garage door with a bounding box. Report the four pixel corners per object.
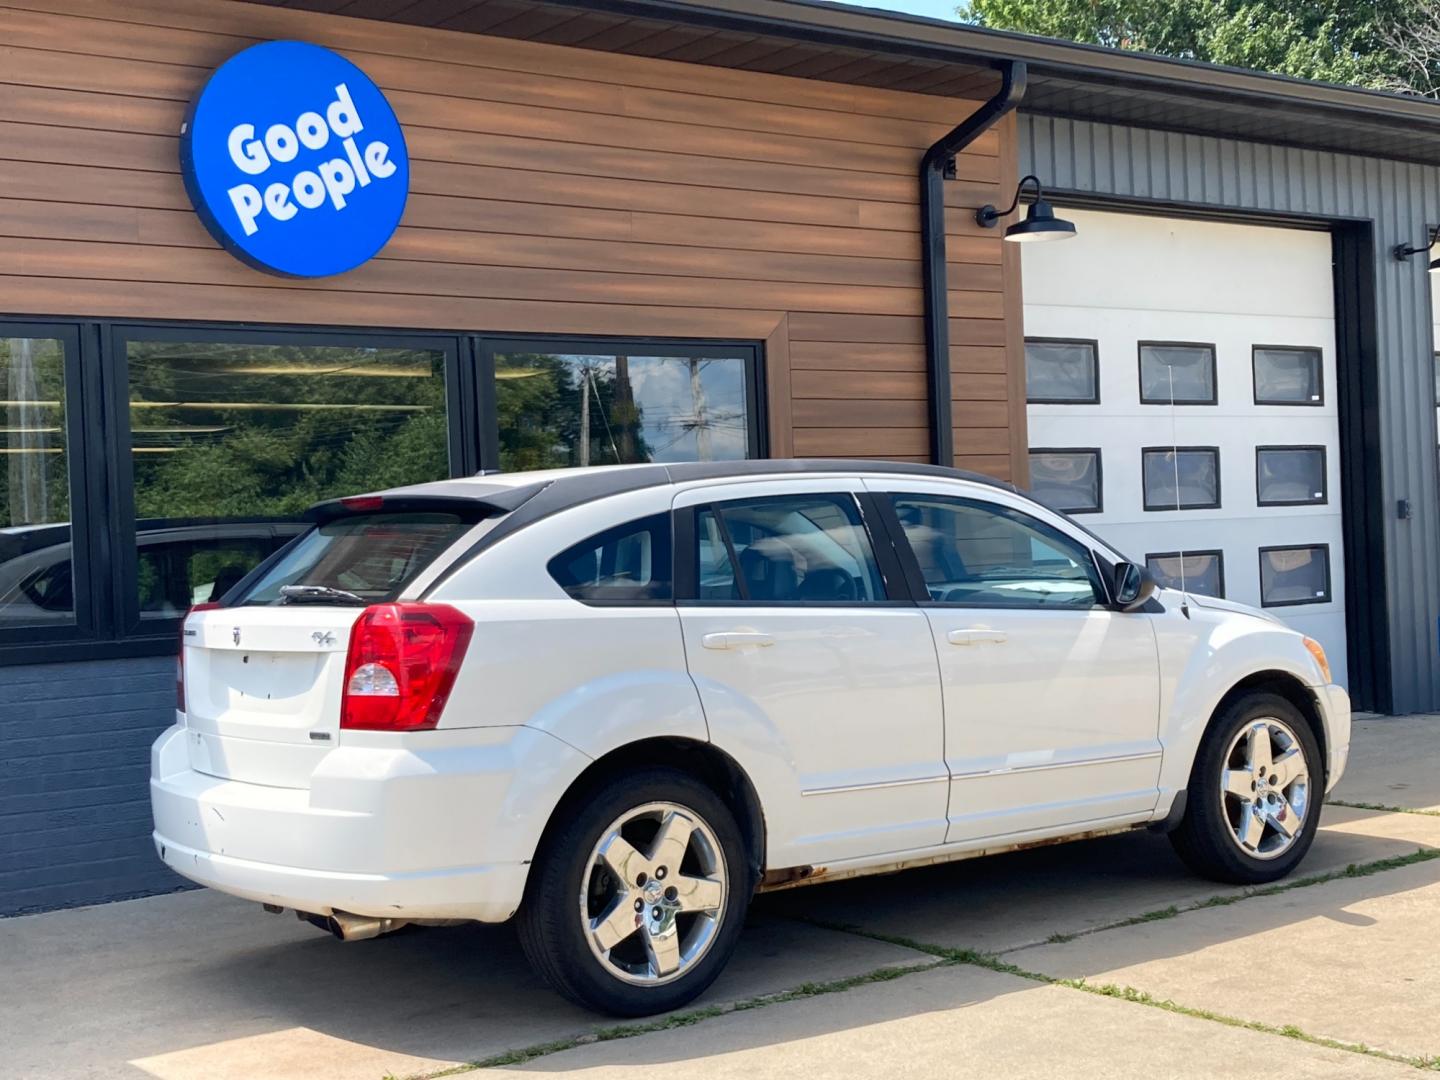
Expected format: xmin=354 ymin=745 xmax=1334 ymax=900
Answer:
xmin=1022 ymin=209 xmax=1348 ymax=689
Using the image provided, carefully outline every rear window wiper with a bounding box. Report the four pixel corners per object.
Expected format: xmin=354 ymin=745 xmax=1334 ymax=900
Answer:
xmin=279 ymin=584 xmax=370 ymax=606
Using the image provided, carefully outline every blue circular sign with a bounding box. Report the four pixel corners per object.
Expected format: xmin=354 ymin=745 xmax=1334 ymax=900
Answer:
xmin=180 ymin=41 xmax=409 ymax=278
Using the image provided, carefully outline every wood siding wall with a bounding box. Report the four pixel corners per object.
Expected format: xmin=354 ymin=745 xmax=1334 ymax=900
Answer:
xmin=0 ymin=0 xmax=1026 ymax=478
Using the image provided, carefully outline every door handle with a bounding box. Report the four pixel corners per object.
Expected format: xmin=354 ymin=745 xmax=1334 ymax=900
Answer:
xmin=947 ymin=628 xmax=1008 ymax=646
xmin=702 ymin=631 xmax=776 ymax=650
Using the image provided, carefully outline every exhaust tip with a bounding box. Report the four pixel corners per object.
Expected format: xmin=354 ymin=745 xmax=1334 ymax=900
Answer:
xmin=297 ymin=909 xmax=409 ymax=941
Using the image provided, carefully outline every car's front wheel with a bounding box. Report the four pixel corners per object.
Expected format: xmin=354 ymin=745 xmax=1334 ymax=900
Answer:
xmin=517 ymin=767 xmax=752 ymax=1016
xmin=1170 ymin=692 xmax=1323 ymax=884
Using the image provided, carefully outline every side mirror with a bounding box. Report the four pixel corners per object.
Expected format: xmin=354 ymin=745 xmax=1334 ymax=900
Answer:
xmin=1112 ymin=561 xmax=1157 ymax=612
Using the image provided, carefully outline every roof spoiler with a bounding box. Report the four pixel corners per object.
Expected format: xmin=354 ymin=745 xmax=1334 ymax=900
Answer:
xmin=304 ymin=482 xmax=548 ymax=525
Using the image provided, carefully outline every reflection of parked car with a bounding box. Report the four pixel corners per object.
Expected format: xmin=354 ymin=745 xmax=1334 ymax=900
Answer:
xmin=153 ymin=461 xmax=1349 ymax=1017
xmin=0 ymin=518 xmax=306 ymax=625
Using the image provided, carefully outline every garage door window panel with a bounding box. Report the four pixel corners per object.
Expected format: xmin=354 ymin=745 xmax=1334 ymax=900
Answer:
xmin=1253 ymin=347 xmax=1324 ymax=406
xmin=1145 ymin=550 xmax=1225 ymax=598
xmin=690 ymin=494 xmax=887 ymax=604
xmin=1026 ymin=339 xmax=1099 ymax=404
xmin=1143 ymin=447 xmax=1221 ymax=511
xmin=1260 ymin=545 xmax=1332 ymax=607
xmin=890 ymin=494 xmax=1103 ymax=610
xmin=1256 ymin=446 xmax=1327 ymax=506
xmin=1028 ymin=449 xmax=1102 ymax=514
xmin=1139 ymin=343 xmax=1217 ymax=405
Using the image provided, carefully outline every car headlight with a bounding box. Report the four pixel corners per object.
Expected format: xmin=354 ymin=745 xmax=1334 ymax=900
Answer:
xmin=1303 ymin=637 xmax=1331 ymax=683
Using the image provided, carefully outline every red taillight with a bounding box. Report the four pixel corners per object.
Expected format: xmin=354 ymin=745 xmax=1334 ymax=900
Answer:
xmin=341 ymin=495 xmax=385 ymax=512
xmin=340 ymin=603 xmax=474 ymax=732
xmin=177 ymin=602 xmax=222 ymax=712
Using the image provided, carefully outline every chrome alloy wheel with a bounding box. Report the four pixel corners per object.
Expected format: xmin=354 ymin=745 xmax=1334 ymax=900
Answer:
xmin=1221 ymin=717 xmax=1311 ymax=860
xmin=580 ymin=801 xmax=728 ymax=986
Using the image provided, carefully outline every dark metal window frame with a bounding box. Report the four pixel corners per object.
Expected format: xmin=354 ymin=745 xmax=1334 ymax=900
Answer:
xmin=1252 ymin=344 xmax=1326 ymax=407
xmin=0 ymin=316 xmax=767 ymax=666
xmin=1024 ymin=336 xmax=1101 ymax=405
xmin=1258 ymin=542 xmax=1333 ymax=608
xmin=1145 ymin=549 xmax=1226 ymax=598
xmin=0 ymin=321 xmax=99 ymax=653
xmin=1028 ymin=447 xmax=1104 ymax=514
xmin=1255 ymin=444 xmax=1329 ymax=507
xmin=1141 ymin=445 xmax=1222 ymax=511
xmin=1137 ymin=341 xmax=1219 ymax=406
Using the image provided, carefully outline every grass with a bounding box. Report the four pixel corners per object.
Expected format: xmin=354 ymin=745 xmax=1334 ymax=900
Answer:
xmin=1329 ymin=798 xmax=1440 ymax=818
xmin=388 ymin=844 xmax=1440 ymax=1078
xmin=395 ymin=959 xmax=940 ymax=1079
xmin=1036 ymin=846 xmax=1440 ymax=946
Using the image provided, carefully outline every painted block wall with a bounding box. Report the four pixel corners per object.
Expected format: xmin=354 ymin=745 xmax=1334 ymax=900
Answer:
xmin=0 ymin=658 xmax=187 ymax=915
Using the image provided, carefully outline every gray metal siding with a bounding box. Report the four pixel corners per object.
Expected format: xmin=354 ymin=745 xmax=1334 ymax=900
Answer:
xmin=1020 ymin=113 xmax=1440 ymax=714
xmin=0 ymin=657 xmax=186 ymax=915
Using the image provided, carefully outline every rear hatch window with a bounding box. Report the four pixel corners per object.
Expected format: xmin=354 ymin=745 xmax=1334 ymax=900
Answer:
xmin=238 ymin=511 xmax=476 ymax=606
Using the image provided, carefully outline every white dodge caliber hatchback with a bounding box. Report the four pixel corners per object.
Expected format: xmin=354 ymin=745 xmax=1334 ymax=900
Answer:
xmin=152 ymin=460 xmax=1350 ymax=1015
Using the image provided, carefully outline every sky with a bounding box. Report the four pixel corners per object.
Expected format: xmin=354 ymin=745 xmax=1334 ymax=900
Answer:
xmin=840 ymin=0 xmax=964 ymax=23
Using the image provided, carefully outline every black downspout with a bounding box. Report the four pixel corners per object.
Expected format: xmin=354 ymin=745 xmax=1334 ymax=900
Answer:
xmin=920 ymin=60 xmax=1026 ymax=466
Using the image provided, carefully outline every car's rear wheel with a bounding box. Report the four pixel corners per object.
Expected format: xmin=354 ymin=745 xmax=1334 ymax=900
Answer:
xmin=1170 ymin=692 xmax=1323 ymax=884
xmin=517 ymin=768 xmax=752 ymax=1016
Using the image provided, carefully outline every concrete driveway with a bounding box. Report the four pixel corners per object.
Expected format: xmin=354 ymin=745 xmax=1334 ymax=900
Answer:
xmin=3 ymin=714 xmax=1438 ymax=1079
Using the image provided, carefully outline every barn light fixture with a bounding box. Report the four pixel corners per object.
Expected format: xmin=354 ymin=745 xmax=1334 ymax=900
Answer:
xmin=975 ymin=175 xmax=1076 ymax=242
xmin=1393 ymin=226 xmax=1440 ymax=271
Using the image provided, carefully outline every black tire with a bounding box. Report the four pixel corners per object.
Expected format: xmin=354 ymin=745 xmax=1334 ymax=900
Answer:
xmin=1170 ymin=692 xmax=1324 ymax=884
xmin=516 ymin=767 xmax=753 ymax=1016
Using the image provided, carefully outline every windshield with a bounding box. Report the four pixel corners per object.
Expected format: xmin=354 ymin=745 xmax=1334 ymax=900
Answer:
xmin=237 ymin=512 xmax=475 ymax=606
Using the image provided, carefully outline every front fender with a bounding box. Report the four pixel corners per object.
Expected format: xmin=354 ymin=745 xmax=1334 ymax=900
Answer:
xmin=1154 ymin=607 xmax=1333 ymax=805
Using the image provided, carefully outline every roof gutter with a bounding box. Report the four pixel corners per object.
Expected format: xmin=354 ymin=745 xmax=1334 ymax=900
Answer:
xmin=920 ymin=60 xmax=1026 ymax=467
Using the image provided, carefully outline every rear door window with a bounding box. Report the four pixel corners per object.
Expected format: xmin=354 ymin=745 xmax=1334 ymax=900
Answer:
xmin=238 ymin=512 xmax=474 ymax=605
xmin=691 ymin=493 xmax=886 ymax=603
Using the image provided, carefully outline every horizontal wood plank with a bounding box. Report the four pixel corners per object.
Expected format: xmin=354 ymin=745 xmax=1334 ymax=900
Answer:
xmin=0 ymin=0 xmax=997 ymax=126
xmin=0 ymin=0 xmax=1025 ymax=471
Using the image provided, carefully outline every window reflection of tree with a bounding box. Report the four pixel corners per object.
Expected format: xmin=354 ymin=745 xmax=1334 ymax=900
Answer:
xmin=125 ymin=341 xmax=448 ymax=524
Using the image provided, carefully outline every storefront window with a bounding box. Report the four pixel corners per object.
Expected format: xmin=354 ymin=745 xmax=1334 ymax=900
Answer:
xmin=0 ymin=335 xmax=73 ymax=628
xmin=124 ymin=335 xmax=449 ymax=619
xmin=492 ymin=346 xmax=756 ymax=471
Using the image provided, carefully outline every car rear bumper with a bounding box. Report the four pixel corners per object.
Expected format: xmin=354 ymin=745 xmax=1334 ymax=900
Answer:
xmin=150 ymin=723 xmax=587 ymax=921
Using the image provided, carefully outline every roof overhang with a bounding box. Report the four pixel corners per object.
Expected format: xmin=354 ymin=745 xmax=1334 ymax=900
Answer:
xmin=253 ymin=0 xmax=1440 ymax=164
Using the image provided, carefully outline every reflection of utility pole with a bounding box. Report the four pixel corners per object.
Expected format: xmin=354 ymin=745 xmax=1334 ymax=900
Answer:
xmin=689 ymin=358 xmax=712 ymax=462
xmin=614 ymin=356 xmax=636 ymax=462
xmin=578 ymin=362 xmax=591 ymax=467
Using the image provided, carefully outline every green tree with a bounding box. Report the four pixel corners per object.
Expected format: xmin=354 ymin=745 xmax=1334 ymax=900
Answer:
xmin=960 ymin=0 xmax=1414 ymax=91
